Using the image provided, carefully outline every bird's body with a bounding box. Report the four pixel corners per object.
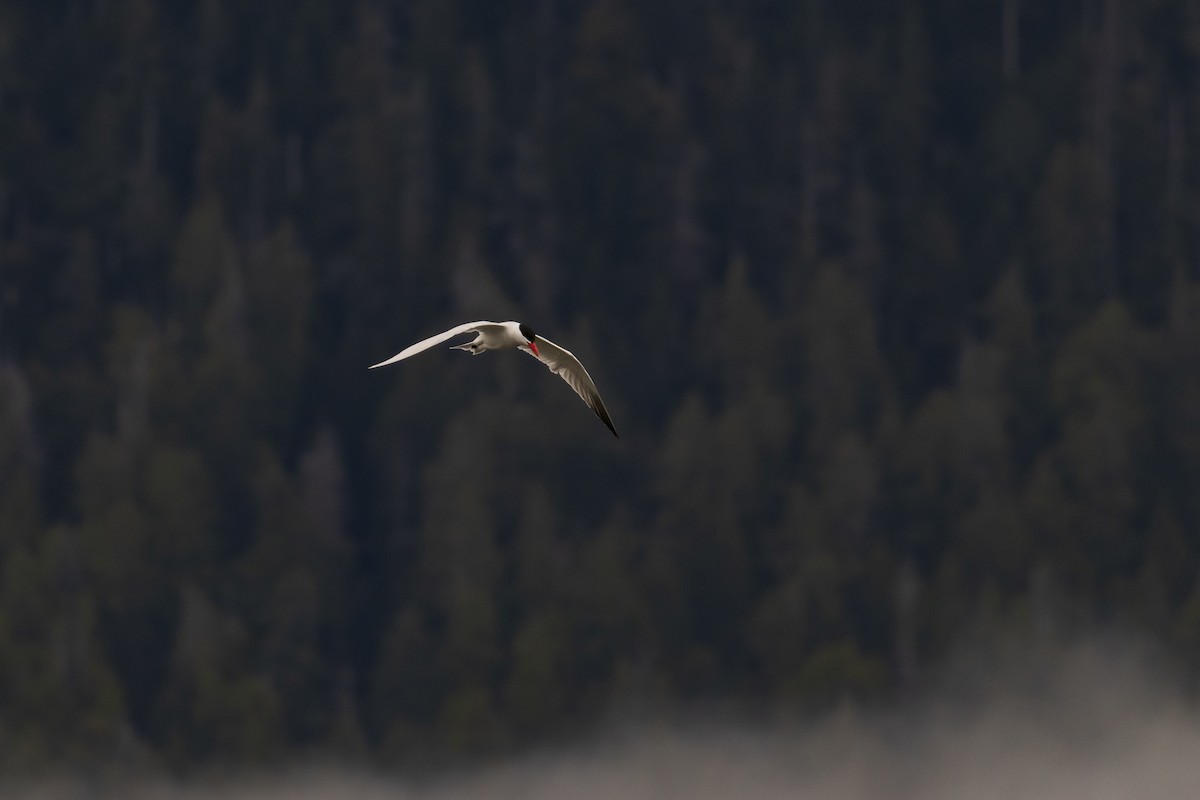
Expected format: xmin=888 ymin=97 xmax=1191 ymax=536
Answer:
xmin=370 ymin=320 xmax=619 ymax=437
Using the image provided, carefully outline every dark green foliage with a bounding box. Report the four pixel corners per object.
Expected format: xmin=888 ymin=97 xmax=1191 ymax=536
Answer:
xmin=2 ymin=0 xmax=1200 ymax=770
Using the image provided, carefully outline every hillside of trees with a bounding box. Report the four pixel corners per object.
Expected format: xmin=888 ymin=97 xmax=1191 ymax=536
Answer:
xmin=2 ymin=0 xmax=1200 ymax=773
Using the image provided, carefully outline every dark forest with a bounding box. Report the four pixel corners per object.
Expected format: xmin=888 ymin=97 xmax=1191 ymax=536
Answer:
xmin=2 ymin=0 xmax=1200 ymax=773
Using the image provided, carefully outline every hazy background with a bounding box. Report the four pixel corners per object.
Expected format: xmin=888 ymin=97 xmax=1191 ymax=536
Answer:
xmin=6 ymin=636 xmax=1200 ymax=798
xmin=3 ymin=0 xmax=1200 ymax=791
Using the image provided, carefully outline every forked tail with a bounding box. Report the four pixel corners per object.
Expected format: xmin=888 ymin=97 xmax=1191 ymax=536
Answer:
xmin=451 ymin=338 xmax=486 ymax=355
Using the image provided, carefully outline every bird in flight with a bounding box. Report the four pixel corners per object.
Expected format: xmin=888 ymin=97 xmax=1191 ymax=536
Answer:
xmin=370 ymin=321 xmax=619 ymax=438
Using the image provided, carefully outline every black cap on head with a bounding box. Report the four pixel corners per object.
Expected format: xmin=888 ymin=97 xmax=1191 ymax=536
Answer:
xmin=518 ymin=323 xmax=536 ymax=342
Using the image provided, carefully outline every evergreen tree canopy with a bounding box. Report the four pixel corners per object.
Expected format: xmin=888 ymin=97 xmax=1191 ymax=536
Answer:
xmin=2 ymin=0 xmax=1200 ymax=770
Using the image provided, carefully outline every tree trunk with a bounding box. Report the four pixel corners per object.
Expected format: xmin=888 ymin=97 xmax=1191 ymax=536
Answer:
xmin=1002 ymin=0 xmax=1020 ymax=81
xmin=1089 ymin=0 xmax=1120 ymax=296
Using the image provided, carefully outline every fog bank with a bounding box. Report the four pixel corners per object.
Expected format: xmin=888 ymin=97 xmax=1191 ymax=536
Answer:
xmin=8 ymin=635 xmax=1199 ymax=800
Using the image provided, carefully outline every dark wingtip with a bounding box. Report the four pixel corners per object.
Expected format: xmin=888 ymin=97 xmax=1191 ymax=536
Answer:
xmin=599 ymin=412 xmax=619 ymax=438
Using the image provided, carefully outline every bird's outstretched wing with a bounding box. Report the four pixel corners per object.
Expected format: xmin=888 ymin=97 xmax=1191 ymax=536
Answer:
xmin=522 ymin=335 xmax=619 ymax=438
xmin=369 ymin=321 xmax=502 ymax=369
